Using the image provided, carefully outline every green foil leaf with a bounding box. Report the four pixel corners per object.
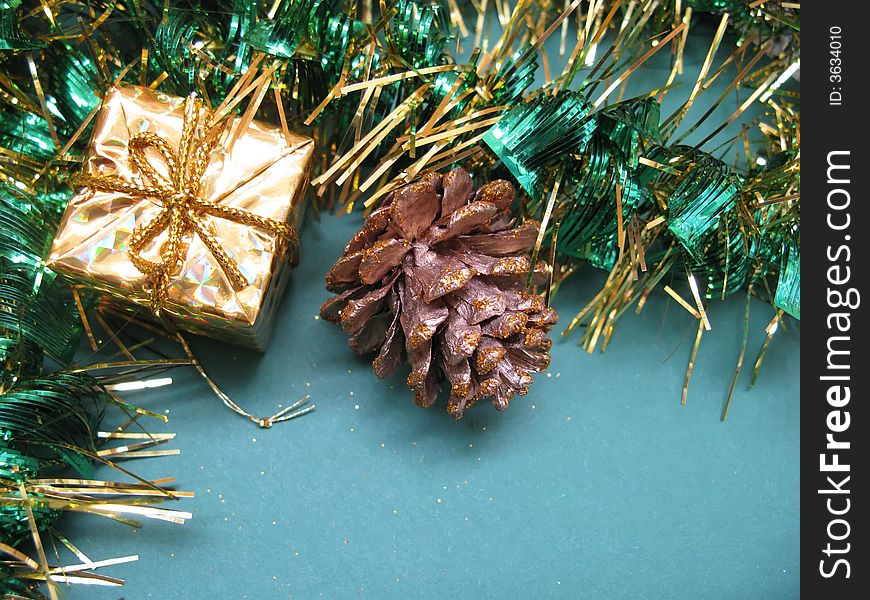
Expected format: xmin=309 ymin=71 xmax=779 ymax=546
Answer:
xmin=245 ymin=0 xmax=317 ymax=58
xmin=0 ymin=185 xmax=82 ymax=364
xmin=0 ymin=447 xmax=60 ymax=548
xmin=0 ymin=372 xmax=106 ymax=477
xmin=556 ymin=135 xmax=644 ymax=259
xmin=773 ymin=237 xmax=799 ymax=319
xmin=484 ymin=91 xmax=596 ymax=196
xmin=0 ymin=0 xmax=45 ymax=51
xmin=649 ymin=146 xmax=740 ymax=261
xmin=388 ymin=0 xmax=449 ymax=69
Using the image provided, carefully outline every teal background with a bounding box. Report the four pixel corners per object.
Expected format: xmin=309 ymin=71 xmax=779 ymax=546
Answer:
xmin=61 ymin=20 xmax=800 ymax=600
xmin=63 ymin=212 xmax=800 ymax=600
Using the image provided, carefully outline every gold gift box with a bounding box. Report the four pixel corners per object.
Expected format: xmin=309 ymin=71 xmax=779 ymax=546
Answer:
xmin=48 ymin=85 xmax=314 ymax=350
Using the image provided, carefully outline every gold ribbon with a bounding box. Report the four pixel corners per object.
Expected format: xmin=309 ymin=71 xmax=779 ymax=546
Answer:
xmin=73 ymin=94 xmax=298 ymax=314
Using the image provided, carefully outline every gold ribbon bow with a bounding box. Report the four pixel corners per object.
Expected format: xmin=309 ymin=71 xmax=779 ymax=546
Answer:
xmin=73 ymin=94 xmax=298 ymax=314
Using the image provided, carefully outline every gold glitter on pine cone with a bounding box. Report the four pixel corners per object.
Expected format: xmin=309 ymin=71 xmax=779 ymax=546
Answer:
xmin=321 ymin=169 xmax=557 ymax=418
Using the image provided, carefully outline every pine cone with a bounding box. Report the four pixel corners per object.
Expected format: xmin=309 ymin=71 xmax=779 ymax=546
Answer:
xmin=321 ymin=169 xmax=557 ymax=418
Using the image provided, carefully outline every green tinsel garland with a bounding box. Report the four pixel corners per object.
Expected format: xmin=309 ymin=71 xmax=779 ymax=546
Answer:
xmin=0 ymin=0 xmax=798 ymax=593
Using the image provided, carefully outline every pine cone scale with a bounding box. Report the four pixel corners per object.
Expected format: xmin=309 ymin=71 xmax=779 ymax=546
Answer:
xmin=344 ymin=206 xmax=392 ymax=254
xmin=326 ymin=251 xmax=364 ymax=291
xmin=373 ymin=299 xmax=403 ymax=378
xmin=391 ymin=173 xmax=442 ymax=240
xmin=340 ymin=280 xmax=394 ymax=335
xmin=436 ymin=200 xmax=501 ymax=239
xmin=440 ymin=169 xmax=475 ymax=216
xmin=448 ymin=220 xmax=540 ymax=255
xmin=442 ymin=318 xmax=481 ymax=365
xmin=358 ymin=238 xmax=411 ymax=284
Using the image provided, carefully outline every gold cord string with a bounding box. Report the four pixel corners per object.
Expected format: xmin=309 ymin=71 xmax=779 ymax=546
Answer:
xmin=175 ymin=334 xmax=315 ymax=428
